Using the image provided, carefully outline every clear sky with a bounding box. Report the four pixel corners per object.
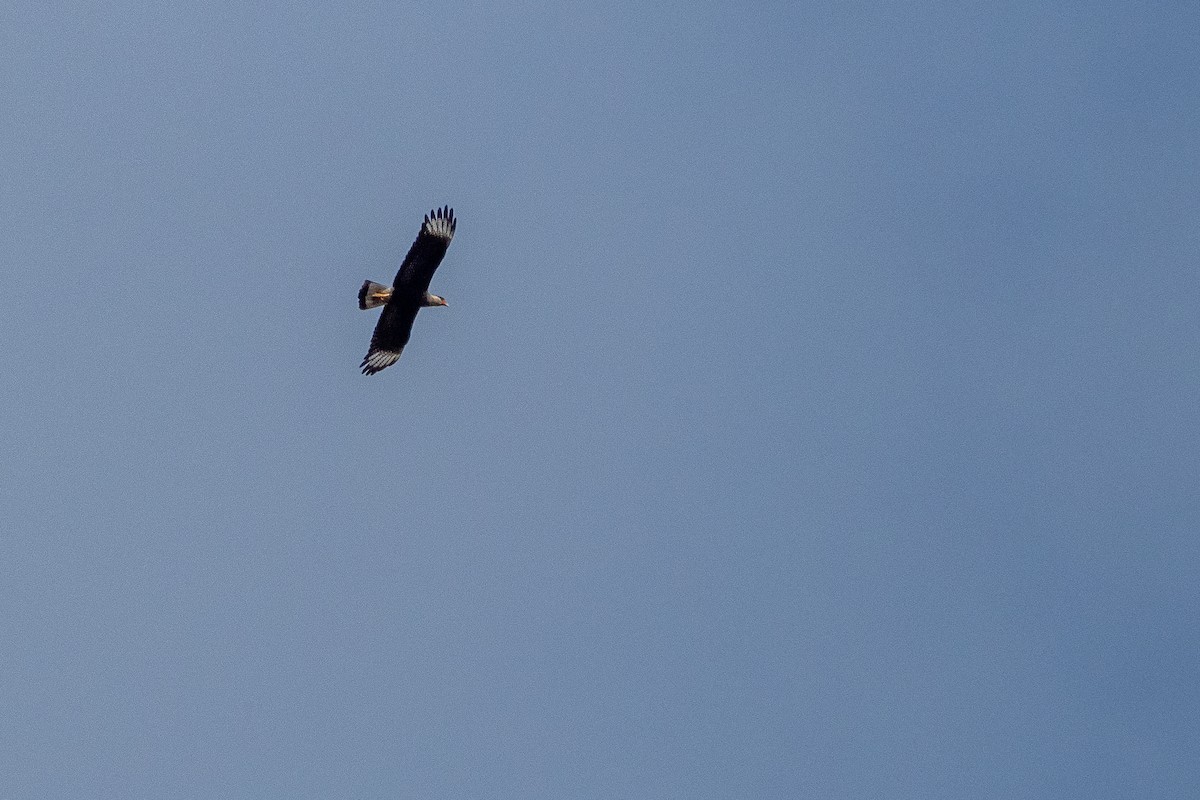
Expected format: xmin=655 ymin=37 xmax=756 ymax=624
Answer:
xmin=2 ymin=2 xmax=1198 ymax=797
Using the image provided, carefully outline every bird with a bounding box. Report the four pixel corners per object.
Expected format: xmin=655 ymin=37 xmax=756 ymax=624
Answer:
xmin=358 ymin=205 xmax=456 ymax=375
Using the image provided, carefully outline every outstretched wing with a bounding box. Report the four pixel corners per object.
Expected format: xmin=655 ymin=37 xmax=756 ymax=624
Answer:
xmin=361 ymin=301 xmax=419 ymax=375
xmin=393 ymin=206 xmax=456 ymax=294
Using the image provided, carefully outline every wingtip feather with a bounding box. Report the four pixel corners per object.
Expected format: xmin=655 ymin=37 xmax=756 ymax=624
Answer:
xmin=421 ymin=205 xmax=456 ymax=240
xmin=360 ymin=349 xmax=401 ymax=375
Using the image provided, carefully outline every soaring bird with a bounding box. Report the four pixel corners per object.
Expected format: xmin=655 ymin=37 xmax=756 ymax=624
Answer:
xmin=358 ymin=206 xmax=456 ymax=375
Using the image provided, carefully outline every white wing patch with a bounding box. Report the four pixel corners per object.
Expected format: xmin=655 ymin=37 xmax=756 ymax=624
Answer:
xmin=361 ymin=349 xmax=401 ymax=375
xmin=423 ymin=211 xmax=455 ymax=241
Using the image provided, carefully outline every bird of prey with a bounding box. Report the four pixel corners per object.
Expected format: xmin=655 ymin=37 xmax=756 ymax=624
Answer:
xmin=358 ymin=206 xmax=456 ymax=375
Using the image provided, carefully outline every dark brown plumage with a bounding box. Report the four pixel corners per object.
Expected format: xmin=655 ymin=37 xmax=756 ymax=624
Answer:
xmin=359 ymin=206 xmax=456 ymax=375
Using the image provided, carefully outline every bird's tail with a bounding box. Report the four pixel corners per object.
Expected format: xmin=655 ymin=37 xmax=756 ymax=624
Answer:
xmin=358 ymin=280 xmax=392 ymax=310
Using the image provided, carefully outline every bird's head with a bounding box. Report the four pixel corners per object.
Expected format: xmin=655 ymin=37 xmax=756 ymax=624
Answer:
xmin=429 ymin=294 xmax=448 ymax=307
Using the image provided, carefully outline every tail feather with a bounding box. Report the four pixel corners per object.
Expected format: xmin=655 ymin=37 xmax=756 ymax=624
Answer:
xmin=358 ymin=280 xmax=392 ymax=310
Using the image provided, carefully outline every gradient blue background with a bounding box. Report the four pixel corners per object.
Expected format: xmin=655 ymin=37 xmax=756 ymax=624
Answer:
xmin=2 ymin=2 xmax=1198 ymax=797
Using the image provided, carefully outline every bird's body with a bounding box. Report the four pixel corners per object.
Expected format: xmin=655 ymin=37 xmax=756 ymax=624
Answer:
xmin=358 ymin=206 xmax=456 ymax=375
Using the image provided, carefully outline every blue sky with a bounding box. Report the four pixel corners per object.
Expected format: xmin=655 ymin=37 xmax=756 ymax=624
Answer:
xmin=2 ymin=2 xmax=1198 ymax=797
